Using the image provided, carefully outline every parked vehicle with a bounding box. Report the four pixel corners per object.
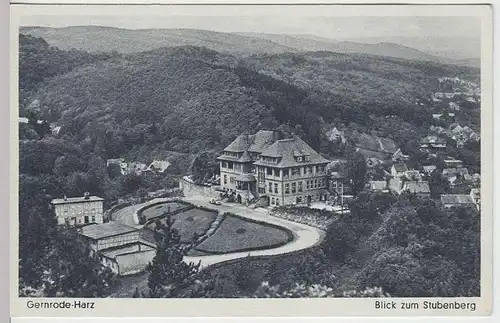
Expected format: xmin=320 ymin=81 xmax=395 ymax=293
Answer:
xmin=210 ymin=199 xmax=222 ymax=205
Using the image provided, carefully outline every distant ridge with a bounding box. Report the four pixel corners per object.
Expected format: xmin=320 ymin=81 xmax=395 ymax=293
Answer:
xmin=20 ymin=26 xmax=479 ymax=67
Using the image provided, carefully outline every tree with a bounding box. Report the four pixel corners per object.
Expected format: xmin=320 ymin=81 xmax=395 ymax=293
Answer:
xmin=345 ymin=149 xmax=367 ymax=196
xmin=428 ymin=170 xmax=450 ymax=198
xmin=190 ymin=151 xmax=219 ymax=184
xmin=146 ymin=214 xmax=200 ymax=298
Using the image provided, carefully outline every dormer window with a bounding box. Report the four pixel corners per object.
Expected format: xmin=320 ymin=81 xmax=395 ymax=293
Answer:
xmin=297 ymin=156 xmax=303 ymax=162
xmin=304 ymin=155 xmax=311 ymax=162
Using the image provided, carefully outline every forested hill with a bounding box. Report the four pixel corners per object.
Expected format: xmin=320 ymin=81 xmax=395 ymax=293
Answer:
xmin=20 ymin=26 xmax=476 ymax=66
xmin=21 ymin=33 xmax=480 ymax=162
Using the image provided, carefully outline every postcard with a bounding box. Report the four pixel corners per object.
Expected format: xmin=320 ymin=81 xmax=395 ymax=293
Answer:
xmin=9 ymin=1 xmax=493 ymax=317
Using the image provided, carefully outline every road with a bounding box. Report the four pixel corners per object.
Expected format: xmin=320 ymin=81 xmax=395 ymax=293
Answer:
xmin=180 ymin=195 xmax=325 ymax=268
xmin=111 ymin=195 xmax=325 ymax=268
xmin=108 ymin=195 xmax=325 ymax=297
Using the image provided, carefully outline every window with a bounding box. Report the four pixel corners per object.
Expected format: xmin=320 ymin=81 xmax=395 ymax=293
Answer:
xmin=316 ymin=165 xmax=320 ymax=173
xmin=258 ymin=187 xmax=265 ymax=194
xmin=222 ymin=161 xmax=227 ymax=168
xmin=269 ymin=182 xmax=273 ymax=193
xmin=297 ymin=156 xmax=303 ymax=162
xmin=296 ymin=197 xmax=302 ymax=204
xmin=298 ymin=182 xmax=303 ymax=192
xmin=267 ymin=167 xmax=273 ymax=175
xmin=306 ymin=181 xmax=310 ymax=189
xmin=230 ymin=177 xmax=235 ymax=184
xmin=227 ymin=162 xmax=234 ymax=170
xmin=322 ymin=178 xmax=326 ymax=187
xmin=271 ymin=197 xmax=275 ymax=205
xmin=285 ymin=183 xmax=290 ymax=194
xmin=314 ymin=179 xmax=318 ymax=188
xmin=307 ymin=166 xmax=313 ymax=174
xmin=274 ymin=183 xmax=279 ymax=194
xmin=91 ymin=215 xmax=96 ymax=223
xmin=283 ymin=169 xmax=289 ymax=177
xmin=274 ymin=168 xmax=280 ymax=177
xmin=276 ymin=199 xmax=280 ymax=206
xmin=305 ymin=155 xmax=311 ymax=162
xmin=292 ymin=183 xmax=297 ymax=193
xmin=292 ymin=168 xmax=300 ymax=176
xmin=223 ymin=175 xmax=227 ymax=184
xmin=319 ymin=165 xmax=325 ymax=173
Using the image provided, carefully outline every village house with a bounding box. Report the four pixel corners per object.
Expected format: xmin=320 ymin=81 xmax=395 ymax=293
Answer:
xmin=405 ymin=170 xmax=422 ymax=181
xmin=419 ymin=135 xmax=447 ymax=151
xmin=442 ymin=167 xmax=471 ymax=186
xmin=470 ymin=188 xmax=481 ymax=210
xmin=402 ymin=181 xmax=431 ymax=198
xmin=126 ymin=162 xmax=148 ymax=176
xmin=444 ymin=157 xmax=464 ymax=168
xmin=147 ymin=160 xmax=171 ymax=173
xmin=391 ymin=149 xmax=409 ymax=163
xmin=422 ymin=165 xmax=437 ymax=175
xmin=218 ymin=130 xmax=330 ymax=206
xmin=77 ymin=222 xmax=156 ymax=276
xmin=369 ymin=180 xmax=389 ymax=193
xmin=366 ymin=157 xmax=384 ymax=168
xmin=391 ymin=163 xmax=408 ymax=178
xmin=440 ymin=194 xmax=476 ymax=209
xmin=326 ymin=127 xmax=346 ymax=144
xmin=448 ymin=102 xmax=460 ymax=111
xmin=51 ymin=192 xmax=104 ymax=227
xmin=388 ymin=177 xmax=403 ymax=194
xmin=327 ymin=172 xmax=351 ymax=206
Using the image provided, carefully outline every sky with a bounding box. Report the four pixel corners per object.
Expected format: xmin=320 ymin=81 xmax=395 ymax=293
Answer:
xmin=21 ymin=15 xmax=481 ymax=40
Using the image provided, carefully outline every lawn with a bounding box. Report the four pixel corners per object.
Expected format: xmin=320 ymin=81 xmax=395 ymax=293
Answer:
xmin=192 ymin=215 xmax=293 ymax=254
xmin=140 ymin=202 xmax=189 ymax=221
xmin=146 ymin=207 xmax=218 ymax=243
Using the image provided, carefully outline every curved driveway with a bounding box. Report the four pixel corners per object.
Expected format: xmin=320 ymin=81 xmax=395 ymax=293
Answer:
xmin=111 ymin=195 xmax=325 ymax=269
xmin=181 ymin=196 xmax=325 ymax=268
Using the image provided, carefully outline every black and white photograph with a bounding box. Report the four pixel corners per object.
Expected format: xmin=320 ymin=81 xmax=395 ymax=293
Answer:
xmin=10 ymin=2 xmax=493 ymax=317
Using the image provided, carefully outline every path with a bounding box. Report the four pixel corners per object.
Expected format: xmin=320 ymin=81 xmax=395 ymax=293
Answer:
xmin=111 ymin=195 xmax=325 ymax=268
xmin=111 ymin=198 xmax=173 ymax=229
xmin=181 ymin=195 xmax=325 ymax=268
xmin=108 ymin=195 xmax=325 ymax=297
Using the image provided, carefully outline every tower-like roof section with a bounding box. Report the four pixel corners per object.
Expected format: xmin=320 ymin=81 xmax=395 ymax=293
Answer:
xmin=254 ymin=135 xmax=329 ymax=168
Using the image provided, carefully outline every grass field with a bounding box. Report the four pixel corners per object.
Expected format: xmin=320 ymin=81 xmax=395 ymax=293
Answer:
xmin=192 ymin=215 xmax=292 ymax=254
xmin=146 ymin=207 xmax=218 ymax=243
xmin=140 ymin=202 xmax=188 ymax=221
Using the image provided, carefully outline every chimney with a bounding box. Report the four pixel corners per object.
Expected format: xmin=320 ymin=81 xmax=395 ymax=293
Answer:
xmin=271 ymin=129 xmax=282 ymax=142
xmin=84 ymin=192 xmax=90 ymax=200
xmin=63 ymin=195 xmax=68 ymax=201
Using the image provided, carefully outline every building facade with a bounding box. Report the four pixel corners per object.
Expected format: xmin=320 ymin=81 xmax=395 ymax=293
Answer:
xmin=218 ymin=131 xmax=330 ymax=206
xmin=78 ymin=222 xmax=155 ymax=276
xmin=51 ymin=192 xmax=104 ymax=227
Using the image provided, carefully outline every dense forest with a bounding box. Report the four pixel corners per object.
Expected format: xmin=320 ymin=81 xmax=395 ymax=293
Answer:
xmin=18 ymin=33 xmax=481 ymax=297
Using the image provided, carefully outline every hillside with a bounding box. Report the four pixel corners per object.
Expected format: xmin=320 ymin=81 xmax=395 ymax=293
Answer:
xmin=21 ymin=33 xmax=480 ymax=161
xmin=240 ymin=32 xmax=441 ymax=62
xmin=20 ymin=26 xmax=473 ymax=66
xmin=20 ymin=26 xmax=296 ymax=55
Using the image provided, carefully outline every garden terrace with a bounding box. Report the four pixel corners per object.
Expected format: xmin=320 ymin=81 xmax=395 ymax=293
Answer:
xmin=143 ymin=206 xmax=219 ymax=244
xmin=189 ymin=213 xmax=293 ymax=255
xmin=270 ymin=206 xmax=337 ymax=230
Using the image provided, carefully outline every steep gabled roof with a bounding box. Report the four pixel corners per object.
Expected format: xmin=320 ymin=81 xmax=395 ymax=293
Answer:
xmin=404 ymin=181 xmax=430 ymax=194
xmin=392 ymin=163 xmax=408 ymax=173
xmin=223 ymin=130 xmax=279 ymax=154
xmin=441 ymin=194 xmax=475 ymax=205
xmin=254 ymin=135 xmax=329 ymax=168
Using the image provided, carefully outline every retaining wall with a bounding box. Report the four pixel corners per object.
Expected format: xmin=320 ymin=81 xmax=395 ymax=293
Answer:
xmin=179 ymin=177 xmax=219 ymax=198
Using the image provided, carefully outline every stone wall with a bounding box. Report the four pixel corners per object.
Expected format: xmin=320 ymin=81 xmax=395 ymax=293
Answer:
xmin=116 ymin=249 xmax=156 ymax=276
xmin=179 ymin=176 xmax=219 ymax=198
